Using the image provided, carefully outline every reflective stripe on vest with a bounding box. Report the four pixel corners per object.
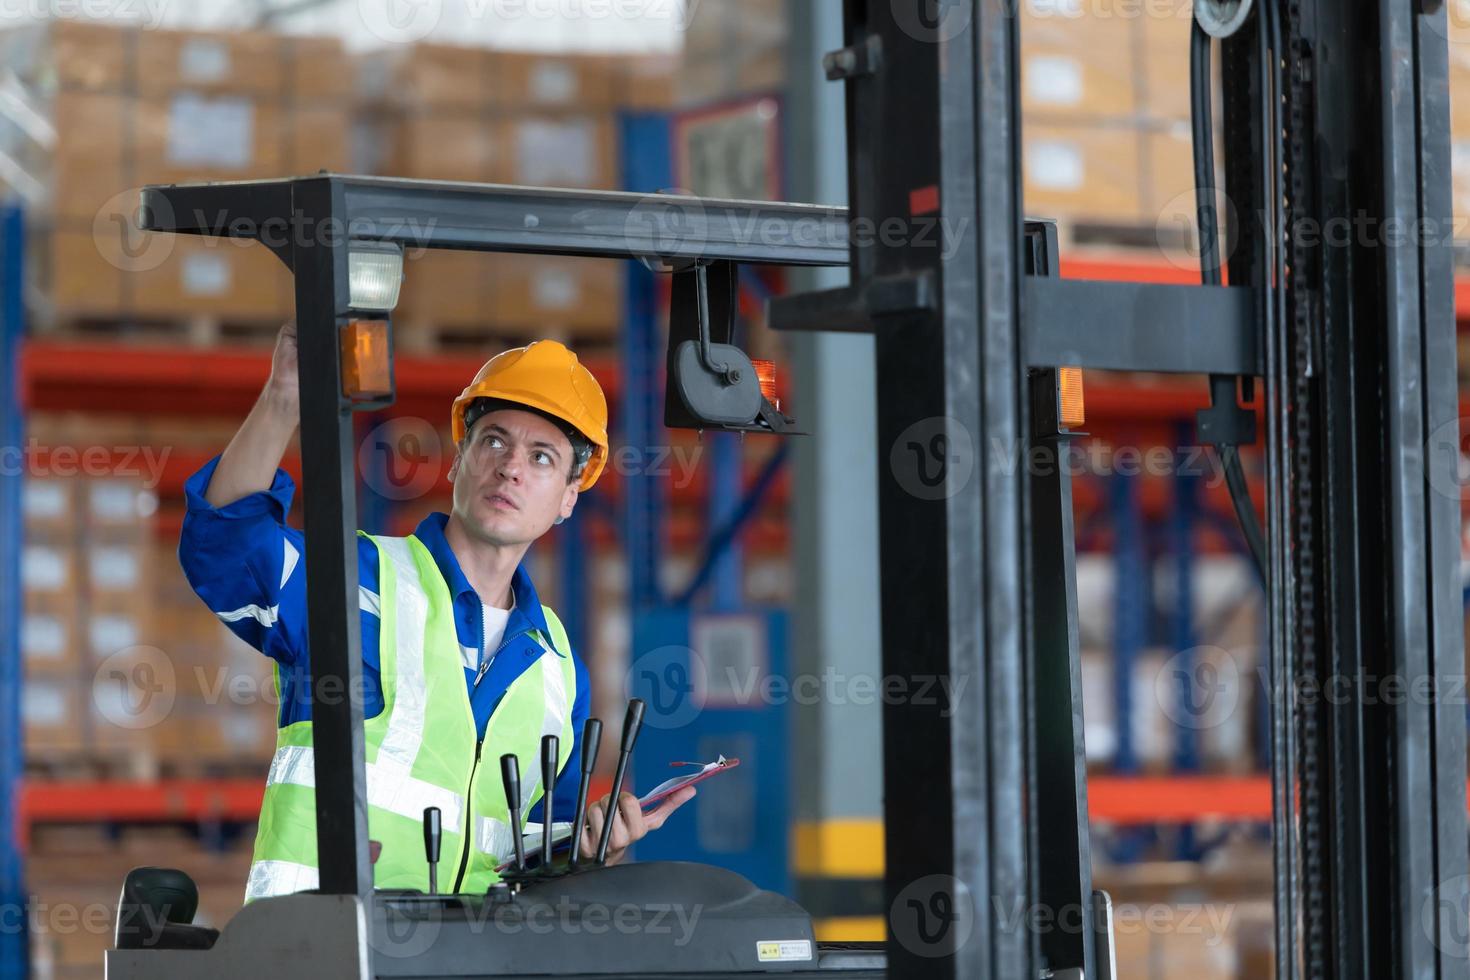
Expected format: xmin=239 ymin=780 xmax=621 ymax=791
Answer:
xmin=245 ymin=532 xmax=576 ymax=903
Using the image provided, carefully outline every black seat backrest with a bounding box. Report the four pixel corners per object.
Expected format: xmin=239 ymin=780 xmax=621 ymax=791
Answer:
xmin=115 ymin=867 xmax=220 ymax=951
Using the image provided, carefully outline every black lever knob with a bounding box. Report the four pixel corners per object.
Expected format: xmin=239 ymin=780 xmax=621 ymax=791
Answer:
xmin=540 ymin=734 xmax=559 ymax=872
xmin=500 ymin=753 xmax=526 ymax=873
xmin=568 ymin=717 xmax=602 ymax=871
xmin=423 ymin=806 xmax=442 ymax=894
xmin=597 ymin=698 xmax=646 ymax=866
xmin=620 ymin=699 xmax=646 ymax=753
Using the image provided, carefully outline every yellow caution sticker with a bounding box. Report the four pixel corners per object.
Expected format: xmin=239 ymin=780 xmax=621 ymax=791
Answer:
xmin=756 ymin=940 xmax=814 ymax=962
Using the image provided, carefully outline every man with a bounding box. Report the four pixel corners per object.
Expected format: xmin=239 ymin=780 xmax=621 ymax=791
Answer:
xmin=181 ymin=325 xmax=694 ymax=901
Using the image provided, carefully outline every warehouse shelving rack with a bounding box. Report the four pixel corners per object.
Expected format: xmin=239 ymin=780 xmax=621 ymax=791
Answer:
xmin=13 ymin=252 xmax=1469 ymax=811
xmin=6 ymin=221 xmax=1470 ymax=974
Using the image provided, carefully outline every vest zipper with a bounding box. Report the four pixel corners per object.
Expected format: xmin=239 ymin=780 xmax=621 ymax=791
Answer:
xmin=451 ymin=737 xmax=484 ymax=892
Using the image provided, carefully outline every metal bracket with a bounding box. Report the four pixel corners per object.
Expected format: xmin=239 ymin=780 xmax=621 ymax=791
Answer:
xmin=823 ymin=34 xmax=883 ymax=81
xmin=665 ymin=261 xmax=797 ymax=434
xmin=766 ymin=271 xmax=936 ymax=334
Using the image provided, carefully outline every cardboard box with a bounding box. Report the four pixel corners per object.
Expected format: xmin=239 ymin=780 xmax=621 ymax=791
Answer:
xmin=678 ymin=44 xmax=785 ymax=105
xmin=201 ymin=708 xmax=278 ymax=763
xmin=53 ymin=90 xmax=129 ymax=223
xmin=1144 ymin=125 xmax=1227 ymax=244
xmin=1023 ymin=123 xmax=1145 ymax=224
xmin=135 ymin=29 xmax=285 ymax=99
xmin=499 ymin=115 xmax=617 ymax=190
xmin=1020 ymin=0 xmax=1138 ymax=120
xmin=683 ymin=0 xmax=788 ymax=58
xmin=24 ymin=676 xmax=86 ymax=754
xmin=23 ymin=477 xmax=78 ymax=535
xmin=490 ymin=53 xmax=620 ymax=111
xmin=286 ymin=105 xmax=352 ymax=175
xmin=47 ymin=228 xmax=126 ymax=318
xmin=487 ymin=255 xmax=622 ymax=335
xmin=1453 ymin=49 xmax=1470 ymax=225
xmin=131 ymin=237 xmax=291 ymax=320
xmin=282 ymin=35 xmax=354 ymax=105
xmin=86 ymin=476 xmax=153 ymax=530
xmin=1455 ymin=58 xmax=1470 ymax=144
xmin=0 ymin=18 xmax=131 ymax=94
xmin=398 ymin=248 xmax=494 ymax=327
xmin=620 ymin=53 xmax=680 ymax=110
xmin=679 ymin=0 xmax=786 ymax=102
xmin=1139 ymin=2 xmax=1204 ymax=121
xmin=22 ymin=593 xmax=81 ymax=677
xmin=135 ymin=93 xmax=285 ymax=185
xmin=22 ymin=540 xmax=75 ymax=596
xmin=383 ymin=43 xmax=492 ymax=111
xmin=86 ymin=600 xmax=147 ymax=665
xmin=47 ymin=19 xmax=131 ymax=93
xmin=391 ymin=114 xmax=502 ymax=183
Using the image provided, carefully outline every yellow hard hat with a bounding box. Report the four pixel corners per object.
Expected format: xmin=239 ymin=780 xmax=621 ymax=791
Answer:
xmin=451 ymin=341 xmax=609 ymax=491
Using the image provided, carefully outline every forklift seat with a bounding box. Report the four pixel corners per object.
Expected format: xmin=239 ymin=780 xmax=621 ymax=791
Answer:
xmin=114 ymin=867 xmax=220 ymax=951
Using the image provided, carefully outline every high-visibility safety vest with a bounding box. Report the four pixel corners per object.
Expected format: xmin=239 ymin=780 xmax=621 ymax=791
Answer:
xmin=243 ymin=532 xmax=577 ymax=903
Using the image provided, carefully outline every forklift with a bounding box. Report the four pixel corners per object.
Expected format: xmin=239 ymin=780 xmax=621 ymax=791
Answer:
xmin=105 ymin=0 xmax=1466 ymax=977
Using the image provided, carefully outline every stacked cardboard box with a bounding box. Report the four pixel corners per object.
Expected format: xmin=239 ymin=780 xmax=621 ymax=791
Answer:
xmin=19 ymin=413 xmax=277 ymax=772
xmin=1018 ymin=0 xmax=1225 ymax=238
xmin=1448 ymin=0 xmax=1470 ymax=235
xmin=21 ymin=478 xmax=86 ymax=758
xmin=79 ymin=476 xmax=157 ymax=768
xmin=376 ymin=43 xmax=624 ymax=342
xmin=148 ymin=534 xmax=279 ymax=770
xmin=679 ymin=0 xmax=786 ymax=105
xmin=20 ymin=473 xmax=158 ymax=767
xmin=0 ymin=20 xmax=353 ymax=330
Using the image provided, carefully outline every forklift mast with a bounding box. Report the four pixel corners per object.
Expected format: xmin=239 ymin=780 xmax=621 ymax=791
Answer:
xmin=110 ymin=0 xmax=1465 ymax=977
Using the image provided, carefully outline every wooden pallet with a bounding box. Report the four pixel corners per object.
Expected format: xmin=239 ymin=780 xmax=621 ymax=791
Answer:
xmin=25 ymin=750 xmax=164 ymax=783
xmin=24 ymin=750 xmax=270 ymax=784
xmin=33 ymin=313 xmax=285 ymax=349
xmin=394 ymin=318 xmax=619 ymax=357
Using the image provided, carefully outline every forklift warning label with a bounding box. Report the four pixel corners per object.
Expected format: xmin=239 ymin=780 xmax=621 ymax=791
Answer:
xmin=757 ymin=941 xmax=813 ymax=962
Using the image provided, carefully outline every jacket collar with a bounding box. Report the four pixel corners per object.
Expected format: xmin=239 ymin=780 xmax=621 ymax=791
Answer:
xmin=412 ymin=513 xmax=563 ymax=656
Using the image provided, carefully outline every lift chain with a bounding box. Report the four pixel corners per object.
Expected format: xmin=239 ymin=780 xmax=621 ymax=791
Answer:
xmin=1280 ymin=0 xmax=1329 ymax=974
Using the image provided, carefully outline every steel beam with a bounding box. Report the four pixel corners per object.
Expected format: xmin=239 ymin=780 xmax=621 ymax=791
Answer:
xmin=140 ymin=178 xmax=850 ymax=268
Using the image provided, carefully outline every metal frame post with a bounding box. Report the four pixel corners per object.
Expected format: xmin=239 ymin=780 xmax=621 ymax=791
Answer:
xmin=290 ymin=178 xmax=374 ymax=902
xmin=620 ymin=112 xmax=675 ymax=611
xmin=1262 ymin=0 xmax=1470 ymax=973
xmin=837 ymin=2 xmax=1031 ymax=976
xmin=1170 ymin=423 xmax=1201 ymax=776
xmin=1027 ymin=371 xmax=1095 ymax=975
xmin=0 ymin=203 xmax=28 ymax=979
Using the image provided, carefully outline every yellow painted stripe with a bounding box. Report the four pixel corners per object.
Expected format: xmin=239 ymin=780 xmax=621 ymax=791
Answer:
xmin=792 ymin=819 xmax=884 ymax=877
xmin=814 ymin=917 xmax=886 ymax=942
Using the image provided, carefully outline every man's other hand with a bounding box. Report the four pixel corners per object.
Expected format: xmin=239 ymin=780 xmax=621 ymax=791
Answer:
xmin=577 ymin=786 xmax=696 ymax=866
xmin=267 ymin=321 xmax=299 ymax=411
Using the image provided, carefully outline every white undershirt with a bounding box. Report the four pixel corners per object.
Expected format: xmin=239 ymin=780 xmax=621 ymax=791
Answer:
xmin=482 ymin=598 xmax=514 ymax=669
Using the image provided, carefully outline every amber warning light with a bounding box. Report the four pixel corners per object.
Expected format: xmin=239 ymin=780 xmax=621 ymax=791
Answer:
xmin=752 ymin=359 xmax=780 ymax=412
xmin=341 ymin=319 xmax=394 ymax=404
xmin=1058 ymin=366 xmax=1084 ymax=429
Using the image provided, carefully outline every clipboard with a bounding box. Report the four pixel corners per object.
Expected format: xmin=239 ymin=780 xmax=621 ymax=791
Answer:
xmin=496 ymin=756 xmax=740 ymax=870
xmin=638 ymin=755 xmax=740 ymax=809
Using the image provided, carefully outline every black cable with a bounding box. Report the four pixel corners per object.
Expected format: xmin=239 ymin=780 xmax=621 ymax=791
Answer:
xmin=1190 ymin=19 xmax=1269 ymax=582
